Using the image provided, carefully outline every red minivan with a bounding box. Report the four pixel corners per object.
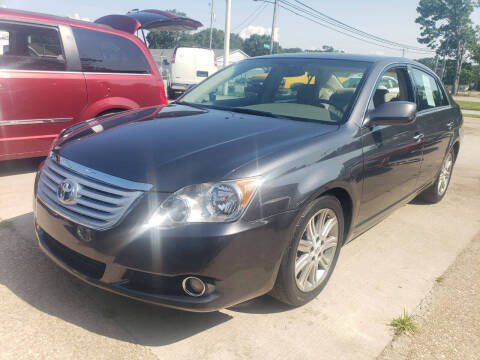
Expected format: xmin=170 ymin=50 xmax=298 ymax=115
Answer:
xmin=0 ymin=9 xmax=168 ymax=161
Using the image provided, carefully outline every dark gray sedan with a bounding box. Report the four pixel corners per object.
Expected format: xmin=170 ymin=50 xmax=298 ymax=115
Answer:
xmin=34 ymin=53 xmax=462 ymax=311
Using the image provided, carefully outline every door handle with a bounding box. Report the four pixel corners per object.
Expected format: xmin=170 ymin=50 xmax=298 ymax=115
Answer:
xmin=446 ymin=121 xmax=455 ymax=129
xmin=413 ymin=133 xmax=424 ymax=141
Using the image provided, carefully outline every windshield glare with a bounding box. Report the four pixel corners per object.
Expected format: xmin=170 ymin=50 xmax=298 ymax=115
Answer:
xmin=181 ymin=58 xmax=370 ymax=123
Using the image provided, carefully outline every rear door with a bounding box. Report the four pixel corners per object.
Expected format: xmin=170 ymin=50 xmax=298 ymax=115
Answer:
xmin=410 ymin=67 xmax=455 ymax=186
xmin=71 ymin=26 xmax=160 ymax=118
xmin=0 ymin=20 xmax=87 ymax=160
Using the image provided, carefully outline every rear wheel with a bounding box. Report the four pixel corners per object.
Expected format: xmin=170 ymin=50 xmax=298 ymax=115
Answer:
xmin=417 ymin=149 xmax=454 ymax=204
xmin=271 ymin=195 xmax=344 ymax=306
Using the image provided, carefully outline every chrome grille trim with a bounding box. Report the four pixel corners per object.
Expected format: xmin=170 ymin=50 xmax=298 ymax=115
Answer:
xmin=37 ymin=157 xmax=152 ymax=230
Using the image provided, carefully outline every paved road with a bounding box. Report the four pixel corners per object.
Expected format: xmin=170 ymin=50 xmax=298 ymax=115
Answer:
xmin=1 ymin=118 xmax=479 ymax=360
xmin=462 ymin=109 xmax=480 ymax=116
xmin=453 ymin=95 xmax=480 ymax=103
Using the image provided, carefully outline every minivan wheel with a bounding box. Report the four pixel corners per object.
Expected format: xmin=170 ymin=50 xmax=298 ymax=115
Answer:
xmin=417 ymin=149 xmax=454 ymax=204
xmin=271 ymin=195 xmax=344 ymax=306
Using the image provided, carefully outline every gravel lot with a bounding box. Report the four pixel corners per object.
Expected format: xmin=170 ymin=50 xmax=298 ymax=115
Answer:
xmin=379 ymin=233 xmax=480 ymax=360
xmin=1 ymin=117 xmax=479 ymax=360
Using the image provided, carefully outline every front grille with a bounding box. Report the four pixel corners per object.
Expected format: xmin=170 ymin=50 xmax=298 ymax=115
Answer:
xmin=41 ymin=230 xmax=106 ymax=279
xmin=37 ymin=155 xmax=152 ymax=230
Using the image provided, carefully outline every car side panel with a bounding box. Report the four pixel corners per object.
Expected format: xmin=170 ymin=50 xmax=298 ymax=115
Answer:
xmin=238 ymin=123 xmax=364 ymax=243
xmin=415 ymin=106 xmax=457 ymax=185
xmin=0 ymin=71 xmax=87 ymax=160
xmin=83 ymin=74 xmax=160 ymax=116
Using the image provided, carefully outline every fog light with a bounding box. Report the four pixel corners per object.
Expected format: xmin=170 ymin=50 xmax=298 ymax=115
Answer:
xmin=182 ymin=276 xmax=206 ymax=297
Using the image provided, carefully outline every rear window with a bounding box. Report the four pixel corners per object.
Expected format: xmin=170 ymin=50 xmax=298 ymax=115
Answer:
xmin=411 ymin=68 xmax=449 ymax=111
xmin=0 ymin=21 xmax=65 ymax=71
xmin=72 ymin=27 xmax=150 ymax=74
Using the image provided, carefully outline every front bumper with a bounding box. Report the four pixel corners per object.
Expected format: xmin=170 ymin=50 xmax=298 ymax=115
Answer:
xmin=34 ymin=196 xmax=298 ymax=312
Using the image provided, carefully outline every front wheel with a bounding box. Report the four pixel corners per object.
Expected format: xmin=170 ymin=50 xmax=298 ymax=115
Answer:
xmin=271 ymin=195 xmax=344 ymax=306
xmin=417 ymin=149 xmax=455 ymax=203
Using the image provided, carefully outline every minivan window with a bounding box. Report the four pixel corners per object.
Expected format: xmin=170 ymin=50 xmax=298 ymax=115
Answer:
xmin=412 ymin=69 xmax=449 ymax=111
xmin=72 ymin=27 xmax=150 ymax=74
xmin=0 ymin=21 xmax=65 ymax=71
xmin=181 ymin=58 xmax=370 ymax=124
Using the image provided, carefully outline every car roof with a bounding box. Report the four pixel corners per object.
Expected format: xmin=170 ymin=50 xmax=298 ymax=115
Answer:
xmin=256 ymin=52 xmax=424 ymax=65
xmin=251 ymin=52 xmax=435 ymax=77
xmin=0 ymin=8 xmax=115 ymax=33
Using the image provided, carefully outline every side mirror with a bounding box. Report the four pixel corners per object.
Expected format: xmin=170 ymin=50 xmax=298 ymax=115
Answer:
xmin=364 ymin=101 xmax=417 ymax=127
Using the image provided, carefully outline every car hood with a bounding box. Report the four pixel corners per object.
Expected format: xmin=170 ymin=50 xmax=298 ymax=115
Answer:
xmin=53 ymin=104 xmax=338 ymax=192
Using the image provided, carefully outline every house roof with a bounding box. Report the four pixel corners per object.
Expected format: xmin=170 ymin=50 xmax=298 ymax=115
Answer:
xmin=213 ymin=49 xmax=249 ymax=59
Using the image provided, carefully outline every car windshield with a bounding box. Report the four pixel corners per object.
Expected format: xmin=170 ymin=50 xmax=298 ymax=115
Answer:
xmin=180 ymin=57 xmax=370 ymax=123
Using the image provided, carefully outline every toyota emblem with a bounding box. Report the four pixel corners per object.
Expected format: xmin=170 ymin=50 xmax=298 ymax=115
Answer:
xmin=57 ymin=179 xmax=78 ymax=205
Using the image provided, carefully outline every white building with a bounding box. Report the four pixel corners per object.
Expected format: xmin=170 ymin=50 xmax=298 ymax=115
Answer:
xmin=214 ymin=49 xmax=249 ymax=67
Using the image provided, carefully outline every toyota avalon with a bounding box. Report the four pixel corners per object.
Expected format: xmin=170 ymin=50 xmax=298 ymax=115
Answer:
xmin=33 ymin=53 xmax=462 ymax=311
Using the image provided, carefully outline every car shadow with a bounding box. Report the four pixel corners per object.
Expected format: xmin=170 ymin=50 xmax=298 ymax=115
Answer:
xmin=0 ymin=157 xmax=44 ymax=177
xmin=0 ymin=212 xmax=234 ymax=346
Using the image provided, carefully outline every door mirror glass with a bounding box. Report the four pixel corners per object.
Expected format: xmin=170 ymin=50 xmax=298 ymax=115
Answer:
xmin=365 ymin=101 xmax=417 ymax=126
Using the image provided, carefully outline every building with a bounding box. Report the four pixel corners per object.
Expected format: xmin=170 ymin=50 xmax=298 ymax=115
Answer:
xmin=213 ymin=49 xmax=250 ymax=67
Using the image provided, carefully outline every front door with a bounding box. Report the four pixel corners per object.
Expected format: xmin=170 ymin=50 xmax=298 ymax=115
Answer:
xmin=357 ymin=67 xmax=423 ymax=229
xmin=0 ymin=20 xmax=87 ymax=160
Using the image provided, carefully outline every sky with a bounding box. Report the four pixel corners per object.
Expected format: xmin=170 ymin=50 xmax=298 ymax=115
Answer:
xmin=2 ymin=0 xmax=479 ymax=59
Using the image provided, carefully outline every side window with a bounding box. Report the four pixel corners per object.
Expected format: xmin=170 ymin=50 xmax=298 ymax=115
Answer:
xmin=72 ymin=27 xmax=150 ymax=74
xmin=412 ymin=69 xmax=448 ymax=111
xmin=371 ymin=68 xmax=412 ymax=109
xmin=0 ymin=21 xmax=65 ymax=71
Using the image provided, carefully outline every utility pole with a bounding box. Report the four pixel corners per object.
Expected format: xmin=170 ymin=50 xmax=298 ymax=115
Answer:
xmin=270 ymin=0 xmax=279 ymax=54
xmin=224 ymin=0 xmax=231 ymax=67
xmin=402 ymin=48 xmax=406 ymax=57
xmin=209 ymin=0 xmax=214 ymax=49
xmin=433 ymin=54 xmax=439 ymax=74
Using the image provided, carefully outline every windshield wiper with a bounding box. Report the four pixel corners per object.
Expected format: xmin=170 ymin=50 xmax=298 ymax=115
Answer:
xmin=228 ymin=107 xmax=280 ymax=118
xmin=175 ymin=101 xmax=208 ymax=110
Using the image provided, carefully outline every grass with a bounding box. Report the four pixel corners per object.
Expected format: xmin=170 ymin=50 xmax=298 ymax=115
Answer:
xmin=390 ymin=309 xmax=417 ymax=335
xmin=0 ymin=218 xmax=13 ymax=231
xmin=456 ymin=100 xmax=480 ymax=111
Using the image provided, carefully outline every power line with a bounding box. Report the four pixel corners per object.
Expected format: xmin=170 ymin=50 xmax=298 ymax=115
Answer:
xmin=267 ymin=1 xmax=404 ymax=52
xmin=292 ymin=0 xmax=434 ymax=53
xmin=232 ymin=2 xmax=268 ymax=31
xmin=258 ymin=0 xmax=434 ymax=54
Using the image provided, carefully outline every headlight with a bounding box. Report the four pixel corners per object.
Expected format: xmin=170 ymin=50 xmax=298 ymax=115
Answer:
xmin=148 ymin=178 xmax=259 ymax=227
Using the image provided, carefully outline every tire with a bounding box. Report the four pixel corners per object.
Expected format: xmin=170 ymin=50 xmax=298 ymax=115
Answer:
xmin=271 ymin=195 xmax=344 ymax=306
xmin=416 ymin=149 xmax=455 ymax=204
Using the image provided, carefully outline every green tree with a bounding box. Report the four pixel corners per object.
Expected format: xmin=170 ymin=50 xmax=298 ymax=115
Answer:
xmin=279 ymin=47 xmax=303 ymax=53
xmin=304 ymin=45 xmax=343 ymax=53
xmin=186 ymin=28 xmax=244 ymax=49
xmin=415 ymin=0 xmax=479 ymax=94
xmin=146 ymin=9 xmax=188 ymax=49
xmin=242 ymin=34 xmax=279 ymax=56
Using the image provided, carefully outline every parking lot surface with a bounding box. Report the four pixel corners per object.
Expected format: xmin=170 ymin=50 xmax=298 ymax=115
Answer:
xmin=1 ymin=118 xmax=479 ymax=360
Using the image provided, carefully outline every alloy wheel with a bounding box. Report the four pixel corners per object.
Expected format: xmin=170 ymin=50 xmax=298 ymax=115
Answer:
xmin=437 ymin=152 xmax=453 ymax=196
xmin=295 ymin=208 xmax=339 ymax=292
